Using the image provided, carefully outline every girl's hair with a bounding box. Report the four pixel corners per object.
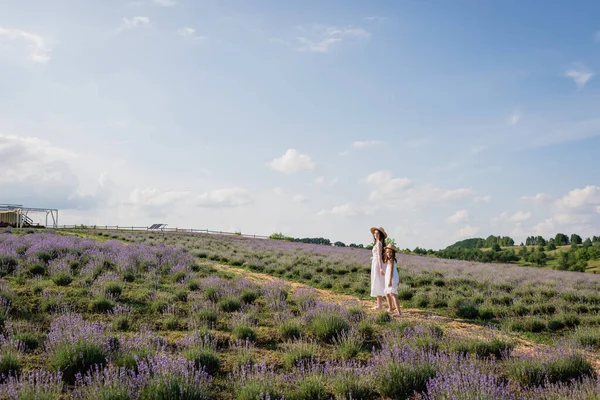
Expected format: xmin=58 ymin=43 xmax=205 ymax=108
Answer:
xmin=383 ymin=249 xmax=397 ymax=264
xmin=372 ymin=230 xmax=385 ymax=264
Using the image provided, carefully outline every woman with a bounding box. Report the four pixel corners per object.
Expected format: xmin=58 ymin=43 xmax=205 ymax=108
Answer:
xmin=383 ymin=243 xmax=400 ymax=316
xmin=369 ymin=226 xmax=387 ymax=310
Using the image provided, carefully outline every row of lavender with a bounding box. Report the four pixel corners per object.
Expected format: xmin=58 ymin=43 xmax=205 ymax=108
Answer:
xmin=0 ymin=230 xmax=599 ymax=399
xmin=106 ymin=230 xmax=600 ymax=336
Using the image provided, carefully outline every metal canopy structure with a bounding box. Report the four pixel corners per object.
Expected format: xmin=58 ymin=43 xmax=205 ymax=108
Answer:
xmin=0 ymin=204 xmax=59 ymax=228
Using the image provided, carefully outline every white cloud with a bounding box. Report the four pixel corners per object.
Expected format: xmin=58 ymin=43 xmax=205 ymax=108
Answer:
xmin=565 ymin=63 xmax=593 ymax=89
xmin=296 ymin=26 xmax=370 ymax=53
xmin=177 ymin=27 xmax=195 ymax=36
xmin=474 ymin=195 xmax=492 ymax=203
xmin=0 ymin=27 xmax=51 ymax=63
xmin=553 ymin=213 xmax=593 ymax=225
xmin=555 ymin=185 xmax=600 ymax=211
xmin=127 ymin=187 xmax=252 ymax=209
xmin=521 ymin=193 xmax=552 ymax=205
xmin=457 ymin=225 xmax=479 ymax=238
xmin=442 ymin=188 xmax=474 ymax=200
xmin=177 ymin=27 xmax=206 ymax=40
xmin=352 ymin=140 xmax=382 ymax=149
xmin=507 ymin=111 xmax=521 ymax=125
xmin=364 ymin=170 xmax=473 ymax=209
xmin=266 ymin=149 xmax=315 ymax=173
xmin=510 ymin=211 xmax=532 ymax=222
xmin=447 ymin=210 xmax=468 ymax=224
xmin=315 ymin=176 xmax=337 ymax=187
xmin=0 ymin=134 xmax=103 ymax=209
xmin=365 ymin=170 xmax=412 ymax=201
xmin=153 ymin=0 xmax=176 ymax=5
xmin=197 ymin=187 xmax=252 ymax=208
xmin=364 ymin=16 xmax=388 ymax=22
xmin=317 ymin=203 xmax=367 ymax=218
xmin=120 ymin=16 xmax=150 ymax=31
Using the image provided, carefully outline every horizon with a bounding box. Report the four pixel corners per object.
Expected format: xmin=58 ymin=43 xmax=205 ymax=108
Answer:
xmin=2 ymin=0 xmax=600 ymax=249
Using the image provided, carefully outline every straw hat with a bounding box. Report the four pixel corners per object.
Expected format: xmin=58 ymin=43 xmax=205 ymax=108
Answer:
xmin=384 ymin=243 xmax=399 ymax=253
xmin=370 ymin=226 xmax=388 ymax=239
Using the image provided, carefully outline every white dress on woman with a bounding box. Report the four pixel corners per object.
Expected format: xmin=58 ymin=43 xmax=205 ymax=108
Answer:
xmin=370 ymin=242 xmax=386 ymax=297
xmin=384 ymin=260 xmax=399 ymax=295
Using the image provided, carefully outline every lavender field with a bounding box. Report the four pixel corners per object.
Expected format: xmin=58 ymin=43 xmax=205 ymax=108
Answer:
xmin=101 ymin=229 xmax=600 ymax=340
xmin=0 ymin=229 xmax=599 ymax=399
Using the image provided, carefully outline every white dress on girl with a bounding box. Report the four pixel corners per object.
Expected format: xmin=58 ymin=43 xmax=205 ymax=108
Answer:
xmin=384 ymin=260 xmax=399 ymax=295
xmin=370 ymin=242 xmax=386 ymax=297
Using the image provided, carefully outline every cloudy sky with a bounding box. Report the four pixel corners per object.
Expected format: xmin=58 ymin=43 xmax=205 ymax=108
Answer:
xmin=1 ymin=0 xmax=599 ymax=249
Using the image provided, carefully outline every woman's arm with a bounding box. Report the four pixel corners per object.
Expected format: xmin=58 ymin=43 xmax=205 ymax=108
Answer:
xmin=377 ymin=242 xmax=385 ymax=275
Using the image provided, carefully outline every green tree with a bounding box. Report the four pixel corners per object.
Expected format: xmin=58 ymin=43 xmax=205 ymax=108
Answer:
xmin=385 ymin=237 xmax=397 ymax=247
xmin=555 ymin=233 xmax=569 ymax=246
xmin=583 ymin=238 xmax=592 ymax=248
xmin=570 ymin=234 xmax=583 ymax=245
xmin=334 ymin=241 xmax=346 ymax=247
xmin=547 ymin=239 xmax=557 ymax=251
xmin=557 ymin=252 xmax=570 ymax=271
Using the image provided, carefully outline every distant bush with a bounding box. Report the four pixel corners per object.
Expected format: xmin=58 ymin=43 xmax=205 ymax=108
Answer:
xmin=218 ymin=297 xmax=241 ymax=313
xmin=52 ymin=272 xmax=73 ymax=286
xmin=50 ymin=340 xmax=107 ymax=383
xmin=232 ymin=325 xmax=256 ymax=341
xmin=184 ymin=347 xmax=221 ymax=374
xmin=279 ymin=320 xmax=303 ymax=340
xmin=309 ymin=314 xmax=350 ymax=343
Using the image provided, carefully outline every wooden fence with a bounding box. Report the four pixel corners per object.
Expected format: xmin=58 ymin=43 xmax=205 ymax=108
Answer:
xmin=53 ymin=225 xmax=269 ymax=239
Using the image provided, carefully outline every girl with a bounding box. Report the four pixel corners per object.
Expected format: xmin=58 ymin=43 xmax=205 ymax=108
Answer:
xmin=383 ymin=244 xmax=400 ymax=316
xmin=369 ymin=226 xmax=387 ymax=310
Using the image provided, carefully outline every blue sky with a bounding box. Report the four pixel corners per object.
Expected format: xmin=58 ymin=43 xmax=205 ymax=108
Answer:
xmin=1 ymin=0 xmax=599 ymax=249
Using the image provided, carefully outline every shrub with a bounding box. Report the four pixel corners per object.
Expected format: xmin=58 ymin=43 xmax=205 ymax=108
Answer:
xmin=28 ymin=263 xmax=47 ymax=276
xmin=278 ymin=320 xmax=302 ymax=340
xmin=331 ymin=371 xmax=378 ymax=400
xmin=13 ymin=332 xmax=42 ymax=352
xmin=172 ymin=271 xmax=187 ymax=283
xmin=218 ymin=297 xmax=242 ymax=313
xmin=175 ymin=290 xmax=188 ymax=302
xmin=287 ymin=377 xmax=329 ymax=400
xmin=572 ymin=327 xmax=600 ymax=349
xmin=375 ymin=311 xmax=391 ymax=325
xmin=449 ymin=338 xmax=513 ymax=359
xmin=184 ymin=347 xmax=221 ymax=374
xmin=506 ymin=353 xmax=595 ymax=387
xmin=104 ymin=282 xmax=123 ymax=298
xmin=450 ymin=297 xmax=479 ymax=319
xmin=478 ymin=306 xmax=496 ymax=321
xmin=333 ymin=329 xmax=363 ymax=360
xmin=375 ymin=362 xmax=437 ymax=399
xmin=282 ymin=340 xmax=318 ymax=369
xmin=398 ymin=288 xmax=414 ymax=301
xmin=188 ymin=281 xmax=200 ymax=291
xmin=236 ymin=379 xmax=282 ymax=400
xmin=240 ymin=289 xmax=259 ymax=304
xmin=141 ymin=375 xmax=212 ymax=400
xmin=90 ymin=297 xmax=115 ymax=313
xmin=195 ymin=309 xmax=218 ymax=325
xmin=0 ymin=351 xmax=21 ymax=376
xmin=203 ymin=286 xmax=220 ymax=302
xmin=114 ymin=316 xmax=130 ymax=331
xmin=358 ymin=320 xmax=374 ymax=340
xmin=232 ymin=325 xmax=256 ymax=341
xmin=51 ymin=341 xmax=107 ymax=383
xmin=121 ymin=270 xmax=135 ymax=282
xmin=309 ymin=314 xmax=350 ymax=343
xmin=0 ymin=256 xmax=18 ymax=277
xmin=52 ymin=272 xmax=73 ymax=286
xmin=163 ymin=316 xmax=179 ymax=330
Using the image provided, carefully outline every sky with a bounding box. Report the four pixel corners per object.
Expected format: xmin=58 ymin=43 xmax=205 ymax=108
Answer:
xmin=1 ymin=0 xmax=600 ymax=249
